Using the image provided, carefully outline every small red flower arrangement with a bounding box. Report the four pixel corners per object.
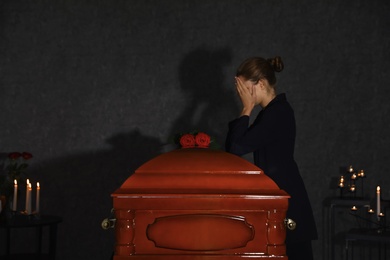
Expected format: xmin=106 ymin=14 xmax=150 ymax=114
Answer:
xmin=8 ymin=152 xmax=33 ymax=161
xmin=176 ymin=132 xmax=212 ymax=149
xmin=1 ymin=152 xmax=33 ymax=197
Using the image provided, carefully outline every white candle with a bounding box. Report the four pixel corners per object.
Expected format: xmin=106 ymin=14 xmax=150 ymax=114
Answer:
xmin=36 ymin=182 xmax=40 ymax=213
xmin=26 ymin=179 xmax=30 ymax=196
xmin=25 ymin=179 xmax=29 ymax=212
xmin=13 ymin=179 xmax=18 ymax=211
xmin=377 ymin=186 xmax=381 ymax=220
xmin=26 ymin=182 xmax=32 ymax=214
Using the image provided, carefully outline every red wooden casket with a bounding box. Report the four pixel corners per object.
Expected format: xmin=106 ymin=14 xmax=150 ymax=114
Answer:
xmin=111 ymin=148 xmax=290 ymax=260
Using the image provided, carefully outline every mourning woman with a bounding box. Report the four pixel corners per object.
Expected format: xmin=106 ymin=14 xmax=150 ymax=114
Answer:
xmin=225 ymin=56 xmax=317 ymax=260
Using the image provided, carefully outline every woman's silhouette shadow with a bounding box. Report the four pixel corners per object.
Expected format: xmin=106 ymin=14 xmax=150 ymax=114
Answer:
xmin=167 ymin=47 xmax=239 ymax=149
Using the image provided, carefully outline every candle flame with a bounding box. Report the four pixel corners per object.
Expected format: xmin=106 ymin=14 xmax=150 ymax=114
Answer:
xmin=377 ymin=186 xmax=380 ymax=192
xmin=14 ymin=179 xmax=17 ymax=185
xmin=27 ymin=179 xmax=30 ymax=185
xmin=37 ymin=182 xmax=40 ymax=188
xmin=339 ymin=176 xmax=344 ymax=188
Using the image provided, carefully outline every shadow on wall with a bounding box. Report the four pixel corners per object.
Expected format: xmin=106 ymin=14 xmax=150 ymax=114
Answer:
xmin=3 ymin=47 xmax=239 ymax=259
xmin=24 ymin=129 xmax=163 ymax=259
xmin=167 ymin=47 xmax=238 ymax=150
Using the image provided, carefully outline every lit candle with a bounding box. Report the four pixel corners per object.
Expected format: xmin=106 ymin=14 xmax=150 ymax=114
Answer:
xmin=25 ymin=179 xmax=29 ymax=212
xmin=339 ymin=176 xmax=344 ymax=188
xmin=26 ymin=182 xmax=32 ymax=214
xmin=26 ymin=179 xmax=30 ymax=195
xmin=350 ymin=185 xmax=356 ymax=192
xmin=377 ymin=186 xmax=381 ymax=221
xmin=359 ymin=170 xmax=365 ymax=178
xmin=36 ymin=182 xmax=40 ymax=213
xmin=368 ymin=208 xmax=374 ymax=214
xmin=351 ymin=173 xmax=357 ymax=180
xmin=13 ymin=179 xmax=18 ymax=211
xmin=348 ymin=165 xmax=354 ymax=173
xmin=351 ymin=206 xmax=357 ymax=211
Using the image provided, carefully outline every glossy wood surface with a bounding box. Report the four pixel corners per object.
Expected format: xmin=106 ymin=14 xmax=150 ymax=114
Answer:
xmin=112 ymin=148 xmax=289 ymax=259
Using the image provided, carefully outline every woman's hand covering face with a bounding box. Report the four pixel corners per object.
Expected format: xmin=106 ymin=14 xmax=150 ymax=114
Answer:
xmin=235 ymin=76 xmax=257 ymax=116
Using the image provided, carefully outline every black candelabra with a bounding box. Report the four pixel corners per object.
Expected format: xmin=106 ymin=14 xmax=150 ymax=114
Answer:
xmin=338 ymin=165 xmax=366 ymax=199
xmin=350 ymin=202 xmax=387 ymax=232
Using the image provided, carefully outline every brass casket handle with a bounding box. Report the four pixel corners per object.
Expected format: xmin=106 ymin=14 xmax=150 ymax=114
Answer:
xmin=284 ymin=218 xmax=297 ymax=230
xmin=101 ymin=218 xmax=116 ymax=229
xmin=101 ymin=208 xmax=116 ymax=230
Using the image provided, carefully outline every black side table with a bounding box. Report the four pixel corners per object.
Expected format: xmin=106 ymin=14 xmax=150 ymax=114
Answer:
xmin=345 ymin=228 xmax=390 ymax=260
xmin=0 ymin=215 xmax=62 ymax=260
xmin=322 ymin=197 xmax=371 ymax=260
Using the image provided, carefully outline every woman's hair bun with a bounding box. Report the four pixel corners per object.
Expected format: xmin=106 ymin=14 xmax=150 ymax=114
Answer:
xmin=267 ymin=56 xmax=284 ymax=72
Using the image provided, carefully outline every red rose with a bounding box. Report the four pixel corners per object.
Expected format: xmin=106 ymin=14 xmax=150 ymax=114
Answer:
xmin=195 ymin=132 xmax=211 ymax=148
xmin=22 ymin=152 xmax=33 ymax=160
xmin=8 ymin=152 xmax=22 ymax=160
xmin=180 ymin=134 xmax=196 ymax=148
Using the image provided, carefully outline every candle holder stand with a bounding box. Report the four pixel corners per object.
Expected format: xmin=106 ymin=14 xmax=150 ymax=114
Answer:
xmin=377 ymin=217 xmax=387 ymax=234
xmin=20 ymin=210 xmax=40 ymax=219
xmin=338 ymin=165 xmax=366 ymax=199
xmin=375 ymin=214 xmax=387 ymax=233
xmin=339 ymin=187 xmax=344 ymax=198
xmin=349 ymin=204 xmax=387 ymax=234
xmin=2 ymin=210 xmax=40 ymax=224
xmin=358 ymin=170 xmax=366 ymax=198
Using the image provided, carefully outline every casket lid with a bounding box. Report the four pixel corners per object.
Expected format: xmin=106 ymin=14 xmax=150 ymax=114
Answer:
xmin=112 ymin=148 xmax=288 ymax=196
xmin=137 ymin=148 xmax=260 ymax=174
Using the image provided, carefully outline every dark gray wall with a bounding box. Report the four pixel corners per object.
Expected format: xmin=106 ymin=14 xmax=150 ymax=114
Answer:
xmin=1 ymin=1 xmax=389 ymax=259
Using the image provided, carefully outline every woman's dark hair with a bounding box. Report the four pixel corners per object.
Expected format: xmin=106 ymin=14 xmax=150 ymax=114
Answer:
xmin=236 ymin=56 xmax=284 ymax=86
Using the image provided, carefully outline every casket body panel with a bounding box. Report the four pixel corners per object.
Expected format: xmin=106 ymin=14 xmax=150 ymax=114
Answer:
xmin=112 ymin=149 xmax=289 ymax=259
